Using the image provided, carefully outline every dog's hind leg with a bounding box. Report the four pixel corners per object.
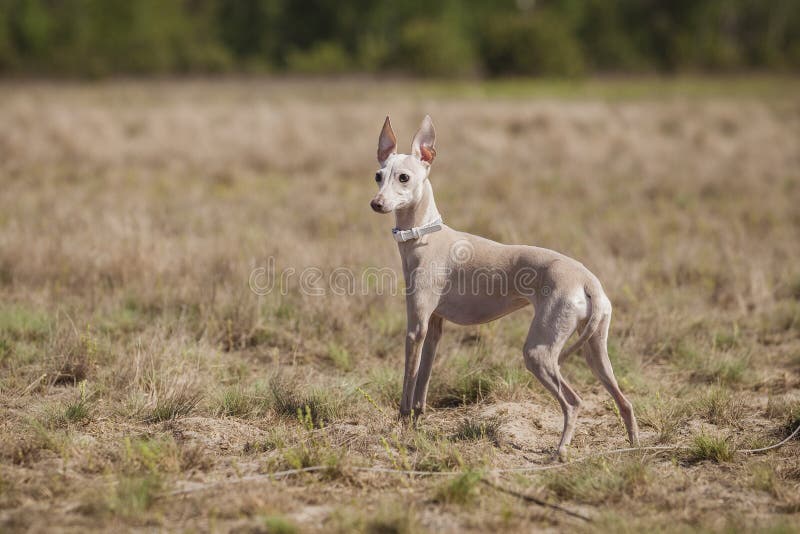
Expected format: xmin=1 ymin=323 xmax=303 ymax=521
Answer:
xmin=583 ymin=308 xmax=639 ymax=446
xmin=557 ymin=321 xmax=584 ymax=446
xmin=523 ymin=296 xmax=583 ymax=460
xmin=558 ymin=375 xmax=582 ymax=438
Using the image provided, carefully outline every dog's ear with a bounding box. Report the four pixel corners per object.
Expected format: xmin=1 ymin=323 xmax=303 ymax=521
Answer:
xmin=411 ymin=115 xmax=436 ymax=165
xmin=377 ymin=116 xmax=397 ymax=165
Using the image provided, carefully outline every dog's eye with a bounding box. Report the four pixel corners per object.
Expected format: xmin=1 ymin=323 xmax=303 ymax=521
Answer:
xmin=398 ymin=173 xmax=410 ymax=183
xmin=375 ymin=172 xmax=382 ymax=183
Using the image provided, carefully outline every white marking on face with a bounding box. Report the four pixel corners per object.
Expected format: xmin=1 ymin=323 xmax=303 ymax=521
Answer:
xmin=372 ymin=154 xmax=427 ymax=213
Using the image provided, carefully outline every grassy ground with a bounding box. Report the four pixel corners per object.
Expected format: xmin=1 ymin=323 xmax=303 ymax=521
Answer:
xmin=0 ymin=78 xmax=799 ymax=533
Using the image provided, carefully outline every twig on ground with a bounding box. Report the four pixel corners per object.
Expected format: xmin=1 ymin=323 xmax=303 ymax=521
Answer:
xmin=17 ymin=373 xmax=47 ymax=397
xmin=480 ymin=476 xmax=592 ymax=522
xmin=163 ymin=422 xmax=800 ymax=498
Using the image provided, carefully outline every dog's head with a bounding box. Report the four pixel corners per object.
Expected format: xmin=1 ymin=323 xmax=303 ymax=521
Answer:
xmin=370 ymin=115 xmax=436 ymax=214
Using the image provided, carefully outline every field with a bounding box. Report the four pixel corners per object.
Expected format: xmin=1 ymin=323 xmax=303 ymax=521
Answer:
xmin=1 ymin=78 xmax=799 ymax=533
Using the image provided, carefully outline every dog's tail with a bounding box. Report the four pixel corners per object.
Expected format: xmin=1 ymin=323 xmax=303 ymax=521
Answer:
xmin=558 ymin=281 xmax=608 ymax=362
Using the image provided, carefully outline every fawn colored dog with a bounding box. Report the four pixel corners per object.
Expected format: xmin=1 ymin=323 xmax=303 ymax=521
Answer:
xmin=370 ymin=115 xmax=639 ymax=458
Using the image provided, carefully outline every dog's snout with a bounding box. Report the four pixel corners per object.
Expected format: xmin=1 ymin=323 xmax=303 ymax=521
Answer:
xmin=370 ymin=198 xmax=385 ymax=212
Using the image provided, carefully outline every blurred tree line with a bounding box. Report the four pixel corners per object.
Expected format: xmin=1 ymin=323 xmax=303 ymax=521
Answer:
xmin=1 ymin=0 xmax=799 ymax=77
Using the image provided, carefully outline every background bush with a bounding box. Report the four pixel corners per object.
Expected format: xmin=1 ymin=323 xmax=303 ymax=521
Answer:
xmin=0 ymin=0 xmax=799 ymax=77
xmin=479 ymin=11 xmax=585 ymax=77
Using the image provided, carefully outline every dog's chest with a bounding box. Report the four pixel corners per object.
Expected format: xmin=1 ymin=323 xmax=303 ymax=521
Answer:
xmin=399 ymin=247 xmax=448 ymax=290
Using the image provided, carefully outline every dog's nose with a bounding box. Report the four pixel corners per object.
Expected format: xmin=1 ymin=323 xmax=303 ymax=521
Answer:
xmin=370 ymin=199 xmax=384 ymax=212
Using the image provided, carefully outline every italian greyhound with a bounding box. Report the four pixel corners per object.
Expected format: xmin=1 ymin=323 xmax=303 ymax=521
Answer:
xmin=370 ymin=115 xmax=639 ymax=458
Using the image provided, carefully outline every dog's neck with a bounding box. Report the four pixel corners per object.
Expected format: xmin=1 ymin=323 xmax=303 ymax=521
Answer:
xmin=393 ymin=179 xmax=441 ymax=231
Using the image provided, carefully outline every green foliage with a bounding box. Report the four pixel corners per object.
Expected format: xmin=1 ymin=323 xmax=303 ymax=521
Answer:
xmin=1 ymin=0 xmax=230 ymax=76
xmin=286 ymin=42 xmax=351 ymax=74
xmin=479 ymin=10 xmax=585 ymax=76
xmin=1 ymin=0 xmax=799 ymax=77
xmin=397 ymin=17 xmax=476 ymax=77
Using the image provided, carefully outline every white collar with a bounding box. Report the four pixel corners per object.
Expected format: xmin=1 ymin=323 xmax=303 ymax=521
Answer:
xmin=392 ymin=217 xmax=443 ymax=242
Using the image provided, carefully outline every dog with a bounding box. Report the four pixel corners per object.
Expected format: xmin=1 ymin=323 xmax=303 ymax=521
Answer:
xmin=370 ymin=115 xmax=639 ymax=459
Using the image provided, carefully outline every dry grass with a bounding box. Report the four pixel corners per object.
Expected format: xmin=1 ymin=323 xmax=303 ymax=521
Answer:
xmin=0 ymin=78 xmax=799 ymax=532
xmin=543 ymin=455 xmax=652 ymax=504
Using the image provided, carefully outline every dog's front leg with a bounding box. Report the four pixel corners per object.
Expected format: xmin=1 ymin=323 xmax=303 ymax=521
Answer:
xmin=412 ymin=315 xmax=443 ymax=414
xmin=400 ymin=305 xmax=432 ymax=417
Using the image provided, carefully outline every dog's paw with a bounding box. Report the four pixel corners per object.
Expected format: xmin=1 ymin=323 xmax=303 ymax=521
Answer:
xmin=397 ymin=410 xmax=416 ymax=426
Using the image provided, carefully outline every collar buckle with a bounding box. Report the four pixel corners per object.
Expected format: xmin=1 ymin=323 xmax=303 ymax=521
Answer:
xmin=392 ymin=217 xmax=443 ymax=243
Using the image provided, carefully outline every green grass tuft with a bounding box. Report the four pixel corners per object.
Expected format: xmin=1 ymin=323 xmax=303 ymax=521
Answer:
xmin=696 ymin=387 xmax=745 ymax=427
xmin=0 ymin=305 xmax=50 ymax=342
xmin=712 ymin=324 xmax=740 ymax=351
xmin=704 ymin=355 xmax=750 ymax=385
xmin=428 ymin=352 xmax=502 ymax=408
xmin=217 ymin=384 xmax=249 ymax=416
xmin=750 ymin=461 xmax=784 ymax=498
xmin=637 ymin=393 xmax=690 ymax=443
xmin=109 ymin=474 xmax=162 ymax=517
xmin=122 ymin=436 xmax=182 ymax=474
xmin=327 ymin=342 xmax=352 ymax=371
xmin=64 ymin=380 xmax=92 ymax=423
xmin=689 ymin=433 xmax=735 ymax=463
xmin=215 ymin=382 xmax=272 ymax=418
xmin=147 ymin=383 xmax=202 ymax=423
xmin=270 ymin=378 xmax=343 ymax=428
xmin=452 ymin=417 xmax=502 ymax=446
xmin=766 ymin=395 xmax=800 ymax=440
xmin=329 ymin=502 xmax=417 ymax=534
xmin=544 ymin=456 xmax=651 ymax=504
xmin=364 ymin=366 xmax=402 ymax=407
xmin=433 ymin=470 xmax=482 ymax=505
xmin=410 ymin=432 xmax=465 ymax=472
xmin=64 ymin=397 xmax=91 ymax=424
xmin=0 ymin=338 xmax=11 ymax=362
xmin=259 ymin=515 xmax=298 ymax=534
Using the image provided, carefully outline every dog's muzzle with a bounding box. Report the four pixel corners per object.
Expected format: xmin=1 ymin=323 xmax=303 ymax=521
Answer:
xmin=370 ymin=198 xmax=388 ymax=213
